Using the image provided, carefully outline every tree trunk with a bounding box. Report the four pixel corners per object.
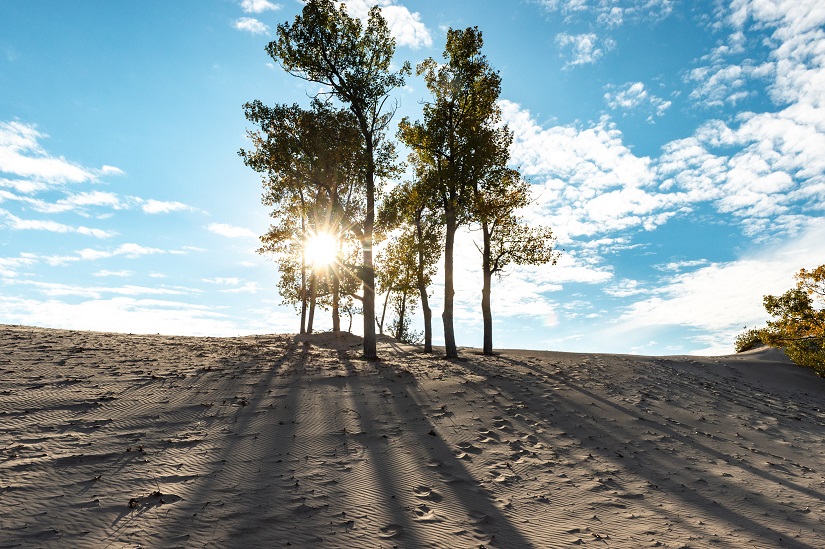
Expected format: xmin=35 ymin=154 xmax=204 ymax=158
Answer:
xmin=396 ymin=290 xmax=407 ymax=342
xmin=299 ymin=212 xmax=307 ymax=334
xmin=332 ymin=267 xmax=341 ymax=332
xmin=415 ymin=215 xmax=433 ymax=352
xmin=307 ymin=272 xmax=317 ymax=334
xmin=443 ymin=203 xmax=458 ymax=358
xmin=377 ymin=289 xmax=391 ymax=335
xmin=481 ymin=220 xmax=493 ymax=355
xmin=361 ymin=147 xmax=377 ymax=359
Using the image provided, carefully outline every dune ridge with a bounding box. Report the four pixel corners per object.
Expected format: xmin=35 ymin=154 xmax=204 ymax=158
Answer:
xmin=1 ymin=324 xmax=824 ymax=548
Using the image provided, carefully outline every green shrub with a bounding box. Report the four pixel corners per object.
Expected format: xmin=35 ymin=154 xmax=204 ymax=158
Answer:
xmin=735 ymin=328 xmax=765 ymax=353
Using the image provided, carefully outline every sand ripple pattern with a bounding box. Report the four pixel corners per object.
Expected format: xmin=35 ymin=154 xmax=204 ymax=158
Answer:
xmin=1 ymin=326 xmax=825 ymax=548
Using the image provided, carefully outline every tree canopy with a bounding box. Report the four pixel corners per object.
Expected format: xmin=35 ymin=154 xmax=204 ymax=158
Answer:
xmin=738 ymin=265 xmax=825 ymax=376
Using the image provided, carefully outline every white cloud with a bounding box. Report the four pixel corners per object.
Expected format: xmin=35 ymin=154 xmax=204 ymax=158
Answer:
xmin=14 ymin=280 xmax=190 ymax=299
xmin=337 ymin=0 xmax=432 ymax=49
xmin=141 ymin=199 xmax=197 ymax=214
xmin=500 ymin=100 xmax=676 ymax=240
xmin=0 ymin=121 xmax=95 ymax=184
xmin=233 ymin=17 xmax=269 ymax=34
xmin=36 ymin=243 xmax=184 ymax=267
xmin=536 ymin=0 xmax=674 ymax=25
xmin=240 ymin=0 xmax=280 ymax=13
xmin=556 ymin=32 xmax=615 ymax=67
xmin=0 ymin=295 xmax=247 ymax=337
xmin=207 ymin=222 xmax=258 ymax=238
xmin=221 ymin=281 xmax=261 ymax=294
xmin=93 ymin=270 xmax=132 ymax=277
xmin=1 ymin=210 xmax=113 ymax=238
xmin=617 ymin=219 xmax=825 ymax=354
xmin=77 ymin=243 xmax=174 ymax=261
xmin=99 ymin=165 xmax=124 ymax=176
xmin=655 ymin=259 xmax=710 ymax=272
xmin=604 ymin=278 xmax=647 ymax=297
xmin=0 ymin=254 xmax=36 ymax=278
xmin=203 ymin=277 xmax=242 ymax=285
xmin=604 ymin=81 xmax=672 ymax=120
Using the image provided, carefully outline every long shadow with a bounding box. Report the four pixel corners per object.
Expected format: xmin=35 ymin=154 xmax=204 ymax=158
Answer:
xmin=334 ymin=351 xmax=537 ymax=547
xmin=108 ymin=336 xmax=311 ymax=547
xmin=464 ymin=352 xmax=823 ymax=549
xmin=499 ymin=353 xmax=825 ymax=502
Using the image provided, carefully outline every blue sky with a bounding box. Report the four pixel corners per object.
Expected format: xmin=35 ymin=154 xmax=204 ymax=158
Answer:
xmin=1 ymin=0 xmax=823 ymax=355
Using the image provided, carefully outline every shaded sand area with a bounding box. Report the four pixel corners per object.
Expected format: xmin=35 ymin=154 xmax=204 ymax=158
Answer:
xmin=2 ymin=325 xmax=825 ymax=548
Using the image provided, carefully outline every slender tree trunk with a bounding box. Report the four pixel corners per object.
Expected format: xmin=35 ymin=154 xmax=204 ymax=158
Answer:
xmin=362 ymin=144 xmax=377 ymax=359
xmin=377 ymin=289 xmax=391 ymax=335
xmin=299 ymin=212 xmax=307 ymax=334
xmin=307 ymin=272 xmax=317 ymax=334
xmin=415 ymin=215 xmax=433 ymax=352
xmin=396 ymin=290 xmax=407 ymax=342
xmin=332 ymin=268 xmax=341 ymax=332
xmin=481 ymin=221 xmax=493 ymax=355
xmin=443 ymin=202 xmax=458 ymax=358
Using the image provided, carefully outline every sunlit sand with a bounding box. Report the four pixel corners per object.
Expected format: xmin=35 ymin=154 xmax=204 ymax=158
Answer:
xmin=2 ymin=324 xmax=824 ymax=547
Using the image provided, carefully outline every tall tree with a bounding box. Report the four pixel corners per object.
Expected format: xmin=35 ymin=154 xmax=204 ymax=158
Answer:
xmin=398 ymin=27 xmax=503 ymax=358
xmin=379 ymin=181 xmax=442 ymax=352
xmin=473 ymin=170 xmax=559 ymax=354
xmin=375 ymin=226 xmax=420 ymax=343
xmin=267 ymin=0 xmax=409 ymax=359
xmin=240 ymin=100 xmax=366 ymax=332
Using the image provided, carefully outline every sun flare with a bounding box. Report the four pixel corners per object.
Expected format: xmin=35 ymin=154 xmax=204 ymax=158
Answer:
xmin=304 ymin=232 xmax=338 ymax=268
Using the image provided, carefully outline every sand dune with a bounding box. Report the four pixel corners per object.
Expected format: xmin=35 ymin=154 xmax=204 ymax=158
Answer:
xmin=1 ymin=324 xmax=824 ymax=548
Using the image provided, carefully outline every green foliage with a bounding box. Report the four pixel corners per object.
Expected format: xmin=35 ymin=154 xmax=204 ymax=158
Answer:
xmin=397 ymin=27 xmax=507 ymax=358
xmin=264 ymin=0 xmax=410 ymax=357
xmin=734 ymin=328 xmax=765 ymax=353
xmin=758 ymin=265 xmax=825 ymax=376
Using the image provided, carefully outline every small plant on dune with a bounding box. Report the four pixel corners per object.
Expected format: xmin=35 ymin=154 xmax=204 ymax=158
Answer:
xmin=749 ymin=265 xmax=825 ymax=376
xmin=734 ymin=328 xmax=766 ymax=353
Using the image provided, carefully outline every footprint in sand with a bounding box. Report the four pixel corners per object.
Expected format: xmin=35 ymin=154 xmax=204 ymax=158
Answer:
xmin=468 ymin=510 xmax=493 ymax=525
xmin=413 ymin=504 xmax=442 ymax=522
xmin=492 ymin=416 xmax=514 ymax=432
xmin=378 ymin=524 xmax=403 ymax=539
xmin=413 ymin=486 xmax=443 ymax=502
xmin=477 ymin=429 xmax=500 ymax=444
xmin=456 ymin=441 xmax=483 ymax=454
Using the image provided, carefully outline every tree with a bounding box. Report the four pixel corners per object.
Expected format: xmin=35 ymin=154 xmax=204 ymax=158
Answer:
xmin=379 ymin=181 xmax=442 ymax=351
xmin=758 ymin=265 xmax=825 ymax=376
xmin=398 ymin=27 xmax=503 ymax=358
xmin=267 ymin=0 xmax=409 ymax=359
xmin=240 ymin=100 xmax=366 ymax=333
xmin=472 ymin=170 xmax=559 ymax=354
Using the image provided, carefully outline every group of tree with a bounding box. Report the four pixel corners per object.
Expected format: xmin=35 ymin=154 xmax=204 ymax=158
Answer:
xmin=735 ymin=264 xmax=825 ymax=376
xmin=240 ymin=0 xmax=558 ymax=359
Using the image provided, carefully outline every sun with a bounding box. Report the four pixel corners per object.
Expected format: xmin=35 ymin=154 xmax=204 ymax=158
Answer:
xmin=304 ymin=232 xmax=338 ymax=268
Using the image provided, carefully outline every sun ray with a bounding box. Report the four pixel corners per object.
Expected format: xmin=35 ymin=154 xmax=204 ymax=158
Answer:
xmin=304 ymin=231 xmax=338 ymax=268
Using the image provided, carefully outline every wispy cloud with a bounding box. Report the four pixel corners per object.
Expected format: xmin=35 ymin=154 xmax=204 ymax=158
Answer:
xmin=240 ymin=0 xmax=280 ymax=13
xmin=0 ymin=121 xmax=97 ymax=184
xmin=93 ymin=269 xmax=133 ymax=277
xmin=140 ymin=199 xmax=198 ymax=214
xmin=233 ymin=17 xmax=269 ymax=34
xmin=536 ymin=0 xmax=674 ymax=25
xmin=207 ymin=222 xmax=257 ymax=238
xmin=555 ymin=32 xmax=615 ymax=67
xmin=604 ymin=82 xmax=671 ymax=121
xmin=1 ymin=210 xmax=113 ymax=238
xmin=618 ymin=219 xmax=825 ymax=354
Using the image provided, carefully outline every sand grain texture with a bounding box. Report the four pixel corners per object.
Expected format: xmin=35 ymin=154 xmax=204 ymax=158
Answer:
xmin=1 ymin=325 xmax=824 ymax=548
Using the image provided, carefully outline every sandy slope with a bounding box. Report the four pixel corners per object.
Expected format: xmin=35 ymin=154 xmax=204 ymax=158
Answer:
xmin=1 ymin=325 xmax=824 ymax=548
